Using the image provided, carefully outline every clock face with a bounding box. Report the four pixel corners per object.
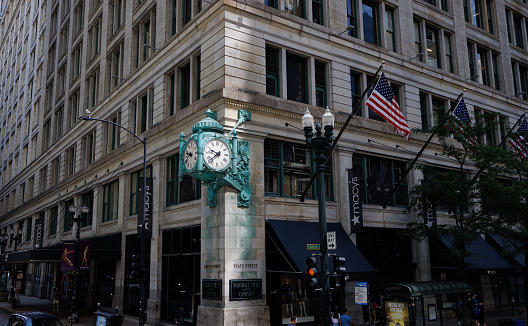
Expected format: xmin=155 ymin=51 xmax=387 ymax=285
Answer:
xmin=184 ymin=139 xmax=198 ymax=170
xmin=204 ymin=139 xmax=231 ymax=170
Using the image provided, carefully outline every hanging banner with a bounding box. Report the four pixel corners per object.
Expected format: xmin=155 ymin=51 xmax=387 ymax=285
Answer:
xmin=33 ymin=219 xmax=44 ymax=249
xmin=423 ymin=195 xmax=437 ymax=236
xmin=348 ymin=169 xmax=363 ymax=233
xmin=61 ymin=240 xmax=92 ymax=271
xmin=137 ymin=177 xmax=153 ymax=239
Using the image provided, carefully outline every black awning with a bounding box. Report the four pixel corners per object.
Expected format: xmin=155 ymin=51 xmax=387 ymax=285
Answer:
xmin=381 ymin=280 xmax=472 ymax=297
xmin=90 ymin=233 xmax=122 ymax=260
xmin=267 ymin=219 xmax=376 ymax=274
xmin=439 ymin=235 xmax=513 ymax=270
xmin=487 ymin=234 xmax=525 ymax=267
xmin=0 ymin=233 xmax=122 ymax=264
xmin=2 ymin=248 xmax=61 ymax=263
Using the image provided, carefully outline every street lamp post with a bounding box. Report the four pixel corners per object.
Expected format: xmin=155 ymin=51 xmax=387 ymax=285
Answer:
xmin=0 ymin=232 xmax=8 ymax=254
xmin=301 ymin=107 xmax=335 ymax=326
xmin=79 ymin=115 xmax=148 ymax=326
xmin=68 ymin=205 xmax=89 ymax=324
xmin=11 ymin=228 xmax=22 ymax=252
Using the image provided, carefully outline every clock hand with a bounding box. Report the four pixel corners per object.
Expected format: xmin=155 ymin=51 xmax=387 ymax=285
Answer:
xmin=208 ymin=153 xmax=220 ymax=163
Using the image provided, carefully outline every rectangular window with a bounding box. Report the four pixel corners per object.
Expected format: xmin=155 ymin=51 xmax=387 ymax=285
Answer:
xmin=350 ymin=71 xmax=362 ymax=116
xmin=286 ymin=53 xmax=307 ymax=104
xmin=363 ymin=2 xmax=378 ymax=45
xmin=347 ymin=0 xmax=357 ymax=37
xmin=74 ymin=1 xmax=84 ymax=36
xmin=285 ymin=0 xmax=304 ymax=18
xmin=465 ymin=0 xmax=494 ymax=34
xmin=82 ymin=129 xmax=96 ymax=167
xmin=264 ymin=139 xmax=333 ymax=199
xmin=476 ymin=47 xmax=490 ymax=87
xmin=183 ymin=0 xmax=192 ymax=26
xmin=105 ymin=113 xmax=121 ymax=153
xmin=312 ymin=0 xmax=323 ymax=25
xmin=414 ymin=21 xmax=422 ymax=62
xmin=171 ymin=0 xmax=177 ymax=35
xmin=88 ymin=19 xmax=101 ymax=60
xmin=109 ymin=0 xmax=124 ymax=35
xmin=51 ymin=156 xmax=60 ymax=187
xmin=108 ymin=43 xmax=124 ymax=92
xmin=87 ymin=68 xmax=100 ymax=109
xmin=265 ymin=0 xmax=277 ymax=9
xmin=266 ymin=46 xmax=280 ymax=97
xmin=50 ymin=206 xmax=58 ymax=235
xmin=102 ymin=180 xmax=119 ymax=222
xmin=81 ymin=191 xmax=94 ymax=227
xmin=64 ymin=199 xmax=74 ymax=232
xmin=315 ymin=60 xmax=326 ymax=108
xmin=420 ymin=93 xmax=429 ymax=130
xmin=71 ymin=42 xmax=82 ymax=82
xmin=28 ymin=177 xmax=34 ymax=200
xmin=513 ymin=14 xmax=524 ymax=49
xmin=426 ymin=28 xmax=440 ymax=69
xmin=385 ymin=8 xmax=395 ymax=52
xmin=169 ymin=73 xmax=175 ymax=116
xmin=130 ymin=167 xmax=152 ymax=215
xmin=69 ymin=90 xmax=80 ymax=129
xmin=25 ymin=218 xmax=32 ymax=241
xmin=166 ymin=155 xmax=201 ymax=206
xmin=445 ymin=34 xmax=453 ymax=73
xmin=131 ymin=90 xmax=152 ymax=134
xmin=65 ymin=145 xmax=75 ymax=177
xmin=134 ymin=12 xmax=156 ymax=68
xmin=54 ymin=107 xmax=64 ymax=141
xmin=352 ymin=154 xmax=407 ymax=207
xmin=492 ymin=54 xmax=500 ymax=90
xmin=180 ymin=64 xmax=190 ymax=110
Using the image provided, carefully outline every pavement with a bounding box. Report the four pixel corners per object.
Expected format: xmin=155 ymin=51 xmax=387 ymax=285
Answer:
xmin=0 ymin=295 xmax=526 ymax=325
xmin=0 ymin=295 xmax=138 ymax=326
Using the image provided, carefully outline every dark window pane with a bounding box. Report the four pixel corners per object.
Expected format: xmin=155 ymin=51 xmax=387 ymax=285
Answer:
xmin=286 ymin=54 xmax=307 ymax=103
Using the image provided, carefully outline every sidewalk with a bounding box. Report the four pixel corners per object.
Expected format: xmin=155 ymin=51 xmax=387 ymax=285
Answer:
xmin=0 ymin=295 xmax=138 ymax=326
xmin=0 ymin=295 xmax=526 ymax=325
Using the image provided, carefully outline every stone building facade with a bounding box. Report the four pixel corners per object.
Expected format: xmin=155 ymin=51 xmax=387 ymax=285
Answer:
xmin=0 ymin=0 xmax=526 ymax=324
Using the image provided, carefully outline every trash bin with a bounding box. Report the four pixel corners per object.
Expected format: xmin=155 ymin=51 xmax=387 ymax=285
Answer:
xmin=93 ymin=306 xmax=124 ymax=326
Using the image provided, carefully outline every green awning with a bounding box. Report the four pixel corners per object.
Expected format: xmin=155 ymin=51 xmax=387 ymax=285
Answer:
xmin=381 ymin=280 xmax=472 ymax=297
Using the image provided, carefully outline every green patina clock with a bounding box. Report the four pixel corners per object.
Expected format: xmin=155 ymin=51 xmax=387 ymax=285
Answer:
xmin=179 ymin=109 xmax=251 ymax=207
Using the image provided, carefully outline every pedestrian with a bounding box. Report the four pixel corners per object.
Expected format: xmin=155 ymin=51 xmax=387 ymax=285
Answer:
xmin=471 ymin=294 xmax=479 ymax=326
xmin=369 ymin=308 xmax=377 ymax=326
xmin=453 ymin=298 xmax=463 ymax=326
xmin=332 ymin=307 xmax=341 ymax=326
xmin=287 ymin=315 xmax=297 ymax=326
xmin=53 ymin=288 xmax=60 ymax=312
xmin=175 ymin=305 xmax=185 ymax=325
xmin=511 ymin=290 xmax=521 ymax=315
xmin=340 ymin=309 xmax=353 ymax=326
xmin=477 ymin=301 xmax=486 ymax=326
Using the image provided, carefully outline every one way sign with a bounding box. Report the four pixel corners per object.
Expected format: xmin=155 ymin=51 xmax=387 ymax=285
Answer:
xmin=327 ymin=231 xmax=336 ymax=250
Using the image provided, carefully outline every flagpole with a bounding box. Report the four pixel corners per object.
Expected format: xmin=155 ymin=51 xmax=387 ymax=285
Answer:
xmin=299 ymin=63 xmax=384 ymax=202
xmin=463 ymin=111 xmax=527 ymax=189
xmin=381 ymin=91 xmax=465 ymax=208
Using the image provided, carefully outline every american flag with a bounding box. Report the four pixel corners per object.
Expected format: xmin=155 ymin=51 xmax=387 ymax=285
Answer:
xmin=507 ymin=118 xmax=528 ymax=158
xmin=365 ymin=73 xmax=411 ymax=140
xmin=445 ymin=98 xmax=477 ymax=146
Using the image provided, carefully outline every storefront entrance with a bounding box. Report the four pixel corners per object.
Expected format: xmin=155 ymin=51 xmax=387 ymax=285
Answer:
xmin=161 ymin=226 xmax=201 ymax=324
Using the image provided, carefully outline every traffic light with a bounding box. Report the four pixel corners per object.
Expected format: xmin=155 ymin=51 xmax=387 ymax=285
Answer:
xmin=332 ymin=255 xmax=346 ymax=274
xmin=131 ymin=253 xmax=141 ymax=279
xmin=305 ymin=256 xmax=319 ymax=287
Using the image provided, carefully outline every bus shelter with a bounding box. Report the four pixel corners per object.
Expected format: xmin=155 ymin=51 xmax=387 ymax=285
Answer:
xmin=381 ymin=281 xmax=472 ymax=326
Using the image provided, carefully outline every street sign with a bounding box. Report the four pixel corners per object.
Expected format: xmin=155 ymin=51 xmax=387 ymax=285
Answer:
xmin=355 ymin=281 xmax=368 ymax=305
xmin=327 ymin=231 xmax=336 ymax=250
xmin=307 ymin=244 xmax=320 ymax=250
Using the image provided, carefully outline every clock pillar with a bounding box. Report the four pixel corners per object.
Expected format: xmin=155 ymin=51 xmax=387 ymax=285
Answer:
xmin=196 ymin=157 xmax=269 ymax=325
